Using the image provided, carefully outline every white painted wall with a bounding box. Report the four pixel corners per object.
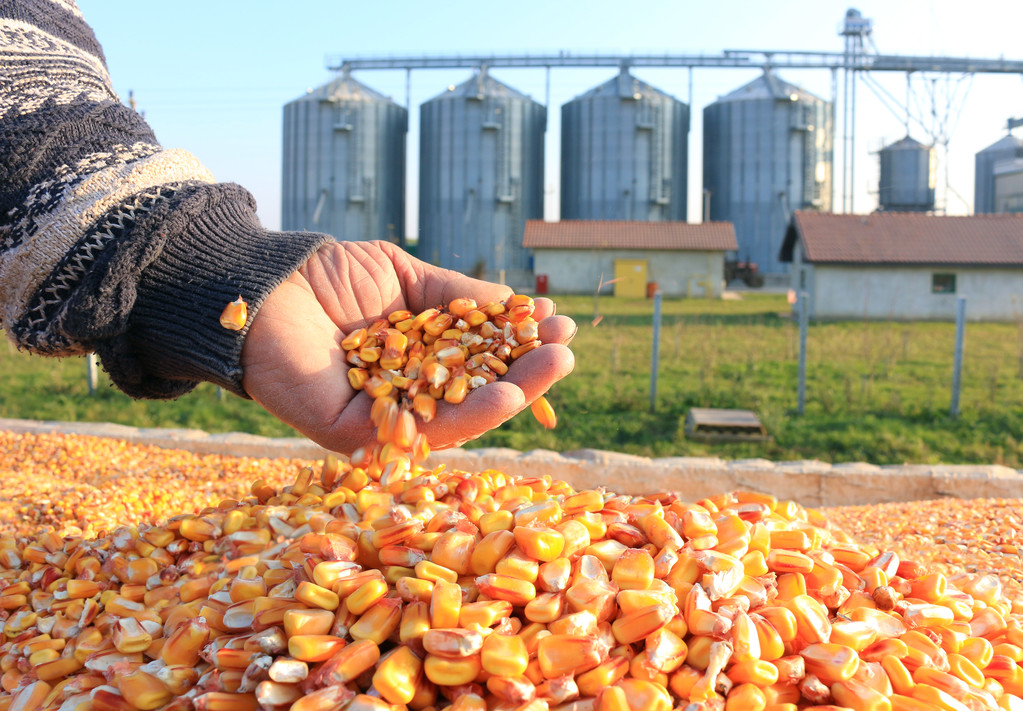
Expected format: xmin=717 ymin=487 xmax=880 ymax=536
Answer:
xmin=790 ymin=245 xmax=1023 ymax=321
xmin=533 ymin=249 xmax=726 ymax=297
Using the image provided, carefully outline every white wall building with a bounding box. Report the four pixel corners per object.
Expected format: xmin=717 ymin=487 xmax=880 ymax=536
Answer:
xmin=523 ymin=220 xmax=737 ymax=298
xmin=781 ymin=211 xmax=1023 ymax=321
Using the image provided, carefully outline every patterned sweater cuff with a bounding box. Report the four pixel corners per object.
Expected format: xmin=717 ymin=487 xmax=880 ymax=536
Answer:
xmin=95 ymin=183 xmax=332 ymax=399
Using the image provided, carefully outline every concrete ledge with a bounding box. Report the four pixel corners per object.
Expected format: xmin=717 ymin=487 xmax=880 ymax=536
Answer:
xmin=2 ymin=418 xmax=1021 ymax=508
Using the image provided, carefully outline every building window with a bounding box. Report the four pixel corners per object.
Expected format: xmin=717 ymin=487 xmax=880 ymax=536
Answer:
xmin=932 ymin=273 xmax=956 ymax=294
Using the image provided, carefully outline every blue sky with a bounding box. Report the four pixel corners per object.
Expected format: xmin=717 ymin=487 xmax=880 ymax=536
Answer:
xmin=79 ymin=0 xmax=1023 ymax=233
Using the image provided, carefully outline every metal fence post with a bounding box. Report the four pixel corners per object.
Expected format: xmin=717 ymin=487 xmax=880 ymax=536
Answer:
xmin=797 ymin=291 xmax=809 ymax=415
xmin=86 ymin=353 xmax=98 ymax=395
xmin=649 ymin=290 xmax=662 ymax=413
xmin=950 ymin=296 xmax=966 ymax=418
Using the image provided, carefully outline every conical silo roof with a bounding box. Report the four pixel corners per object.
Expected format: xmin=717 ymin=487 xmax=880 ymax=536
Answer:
xmin=714 ymin=71 xmax=824 ymax=104
xmin=978 ymin=134 xmax=1023 ymax=153
xmin=884 ymin=135 xmax=929 ymax=151
xmin=426 ymin=69 xmax=533 ymax=102
xmin=292 ymin=73 xmax=393 ymax=104
xmin=570 ymin=68 xmax=681 ymax=102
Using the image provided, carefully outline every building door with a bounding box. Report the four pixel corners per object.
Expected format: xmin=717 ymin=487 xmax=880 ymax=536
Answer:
xmin=613 ymin=258 xmax=648 ymax=298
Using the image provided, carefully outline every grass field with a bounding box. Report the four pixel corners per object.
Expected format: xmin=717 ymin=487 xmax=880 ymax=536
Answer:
xmin=3 ymin=292 xmax=1022 ymax=466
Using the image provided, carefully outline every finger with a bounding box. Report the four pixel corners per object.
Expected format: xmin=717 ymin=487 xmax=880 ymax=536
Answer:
xmin=314 ymin=342 xmax=573 ymax=453
xmin=429 ymin=343 xmax=574 ymax=449
xmin=315 ymin=391 xmax=379 ymax=454
xmin=395 ymin=250 xmax=514 ymax=312
xmin=533 ymin=297 xmax=556 ymax=321
xmin=443 ymin=278 xmax=514 ymax=310
xmin=537 ymin=315 xmax=577 ymax=346
xmin=499 ymin=342 xmax=576 ymax=408
xmin=414 ymin=277 xmax=513 ymax=314
xmin=419 ymin=381 xmax=526 ymax=450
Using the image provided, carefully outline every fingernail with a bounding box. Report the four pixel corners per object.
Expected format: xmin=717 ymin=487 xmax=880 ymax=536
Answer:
xmin=567 ymin=325 xmax=578 ymax=345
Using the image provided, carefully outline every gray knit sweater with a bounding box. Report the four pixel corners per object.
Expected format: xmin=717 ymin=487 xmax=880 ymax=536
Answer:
xmin=0 ymin=0 xmax=332 ymax=398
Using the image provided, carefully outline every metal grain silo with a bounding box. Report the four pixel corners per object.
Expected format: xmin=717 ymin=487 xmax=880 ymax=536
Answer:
xmin=703 ymin=71 xmax=833 ymax=276
xmin=561 ymin=68 xmax=689 ymax=221
xmin=282 ymin=73 xmax=407 ymax=244
xmin=419 ymin=69 xmax=545 ymax=283
xmin=994 ymin=158 xmax=1023 ymax=214
xmin=878 ymin=136 xmax=935 ymax=212
xmin=975 ymin=134 xmax=1023 ymax=214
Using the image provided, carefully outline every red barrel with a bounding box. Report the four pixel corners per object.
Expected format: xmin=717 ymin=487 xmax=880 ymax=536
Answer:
xmin=536 ymin=274 xmax=549 ymax=294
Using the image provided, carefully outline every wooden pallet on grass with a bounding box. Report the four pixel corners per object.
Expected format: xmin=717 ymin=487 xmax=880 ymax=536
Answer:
xmin=684 ymin=407 xmax=770 ymax=443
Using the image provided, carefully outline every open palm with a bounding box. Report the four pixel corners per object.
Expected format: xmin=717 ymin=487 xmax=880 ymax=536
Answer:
xmin=241 ymin=240 xmax=576 ymax=455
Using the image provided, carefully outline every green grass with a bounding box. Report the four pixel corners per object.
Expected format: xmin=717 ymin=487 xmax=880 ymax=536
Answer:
xmin=4 ymin=293 xmax=1023 ymax=466
xmin=0 ymin=339 xmax=294 ymax=439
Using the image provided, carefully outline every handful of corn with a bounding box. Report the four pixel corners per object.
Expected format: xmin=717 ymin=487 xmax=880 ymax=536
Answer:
xmin=0 ymin=299 xmax=1022 ymax=711
xmin=340 ymin=295 xmax=555 ymax=479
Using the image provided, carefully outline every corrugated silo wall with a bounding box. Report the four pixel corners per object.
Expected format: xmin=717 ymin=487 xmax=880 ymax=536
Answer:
xmin=975 ymin=140 xmax=1023 ymax=214
xmin=282 ymin=95 xmax=406 ymax=244
xmin=976 ymin=149 xmax=1007 ymax=215
xmin=975 ymin=153 xmax=994 ymax=215
xmin=703 ymin=96 xmax=831 ymax=275
xmin=280 ymin=100 xmax=305 ymax=233
xmin=374 ymin=102 xmax=408 ymax=245
xmin=419 ymin=94 xmax=545 ymax=282
xmin=561 ymin=93 xmax=688 ymax=222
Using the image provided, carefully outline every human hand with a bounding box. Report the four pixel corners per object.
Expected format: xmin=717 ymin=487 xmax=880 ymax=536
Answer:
xmin=241 ymin=240 xmax=576 ymax=455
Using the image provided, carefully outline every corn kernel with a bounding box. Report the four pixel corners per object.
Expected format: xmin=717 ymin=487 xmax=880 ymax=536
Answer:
xmin=372 ymin=646 xmax=422 ymax=705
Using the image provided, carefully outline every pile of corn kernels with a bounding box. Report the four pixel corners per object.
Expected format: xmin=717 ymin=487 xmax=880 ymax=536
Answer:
xmin=0 ymin=431 xmax=299 ymax=538
xmin=0 ymin=430 xmax=1021 ymax=711
xmin=822 ymin=499 xmax=1023 ymax=601
xmin=2 ymin=293 xmax=1022 ymax=711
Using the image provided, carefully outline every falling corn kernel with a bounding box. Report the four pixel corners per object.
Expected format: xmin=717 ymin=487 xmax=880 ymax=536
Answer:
xmin=530 ymin=394 xmax=558 ymax=429
xmin=219 ymin=295 xmax=247 ymax=330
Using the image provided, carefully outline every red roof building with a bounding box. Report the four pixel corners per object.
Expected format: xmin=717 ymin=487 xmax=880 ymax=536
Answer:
xmin=780 ymin=211 xmax=1023 ymax=320
xmin=524 ymin=220 xmax=737 ymax=298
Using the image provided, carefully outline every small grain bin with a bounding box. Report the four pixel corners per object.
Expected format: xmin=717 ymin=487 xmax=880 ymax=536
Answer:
xmin=878 ymin=136 xmax=935 ymax=212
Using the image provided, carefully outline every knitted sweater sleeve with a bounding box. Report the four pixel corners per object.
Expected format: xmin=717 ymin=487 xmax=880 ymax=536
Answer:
xmin=0 ymin=0 xmax=332 ymax=399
